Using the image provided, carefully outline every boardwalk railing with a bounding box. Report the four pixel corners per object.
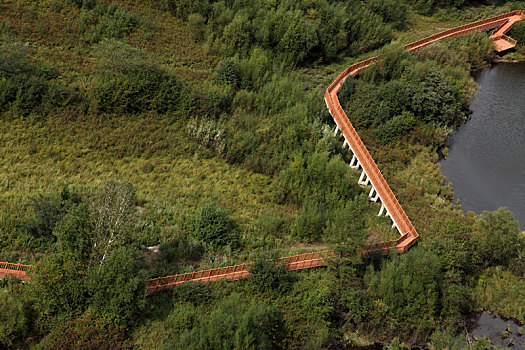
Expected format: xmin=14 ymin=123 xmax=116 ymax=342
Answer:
xmin=146 ymin=250 xmax=336 ymax=294
xmin=0 ymin=262 xmax=34 ymax=281
xmin=1 ymin=11 xmax=524 ymax=294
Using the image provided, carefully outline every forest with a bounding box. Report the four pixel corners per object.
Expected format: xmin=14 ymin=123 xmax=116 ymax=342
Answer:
xmin=1 ymin=0 xmax=525 ymax=348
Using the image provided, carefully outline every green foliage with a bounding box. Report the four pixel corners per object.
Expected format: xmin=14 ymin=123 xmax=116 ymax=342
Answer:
xmin=214 ymin=58 xmax=244 ymax=89
xmin=43 ymin=311 xmax=130 ymax=350
xmin=474 ymin=208 xmax=522 ymax=268
xmin=74 ymin=1 xmax=139 ymax=43
xmin=99 ymin=3 xmax=138 ymax=39
xmin=511 ymin=20 xmax=525 ymax=43
xmin=249 ymin=260 xmax=296 ymax=295
xmin=53 ymin=204 xmax=92 ymax=260
xmin=277 ymin=151 xmax=359 ymax=206
xmin=0 ymin=292 xmax=27 ymax=347
xmin=88 ymin=246 xmax=146 ymax=328
xmin=341 ymin=45 xmax=471 ymax=146
xmin=0 ymin=41 xmax=71 ymax=116
xmin=365 ymin=249 xmax=443 ymax=342
xmin=192 ymin=200 xmax=240 ymax=250
xmin=474 ymin=267 xmax=525 ymax=324
xmin=387 ymin=337 xmax=407 ymax=350
xmin=373 ymin=111 xmax=417 ymax=143
xmin=30 ymin=253 xmax=89 ymax=326
xmin=167 ymin=294 xmax=284 ymax=350
xmin=323 ymin=196 xmax=368 ymax=247
xmin=88 ymin=40 xmax=193 ymax=116
xmin=158 ymin=0 xmax=405 ymax=65
xmin=25 ymin=187 xmax=82 ymax=249
xmin=293 ymin=199 xmax=327 ymax=242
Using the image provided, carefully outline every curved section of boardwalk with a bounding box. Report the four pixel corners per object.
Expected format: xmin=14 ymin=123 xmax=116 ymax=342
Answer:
xmin=1 ymin=11 xmax=524 ymax=293
xmin=326 ymin=10 xmax=524 ymax=254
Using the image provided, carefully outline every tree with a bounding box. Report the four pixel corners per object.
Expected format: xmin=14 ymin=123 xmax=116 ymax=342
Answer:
xmin=88 ymin=246 xmax=146 ymax=328
xmin=53 ymin=203 xmax=92 ymax=261
xmin=29 ymin=253 xmax=89 ymax=324
xmin=276 ymin=10 xmax=318 ymax=65
xmin=89 ymin=181 xmax=137 ymax=265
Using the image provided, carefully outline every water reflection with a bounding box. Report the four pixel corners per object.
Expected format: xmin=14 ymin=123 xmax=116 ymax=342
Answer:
xmin=440 ymin=62 xmax=525 ymax=229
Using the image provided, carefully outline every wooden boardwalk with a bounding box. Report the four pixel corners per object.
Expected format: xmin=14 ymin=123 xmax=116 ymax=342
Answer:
xmin=1 ymin=11 xmax=524 ymax=294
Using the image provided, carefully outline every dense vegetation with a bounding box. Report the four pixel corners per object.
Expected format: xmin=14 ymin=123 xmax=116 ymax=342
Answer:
xmin=1 ymin=0 xmax=525 ymax=348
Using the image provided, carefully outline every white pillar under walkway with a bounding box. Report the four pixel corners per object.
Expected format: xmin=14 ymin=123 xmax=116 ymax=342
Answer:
xmin=358 ymin=170 xmax=370 ymax=186
xmin=349 ymin=154 xmax=360 ymax=169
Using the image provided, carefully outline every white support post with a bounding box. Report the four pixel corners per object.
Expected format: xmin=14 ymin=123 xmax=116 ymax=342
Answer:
xmin=334 ymin=125 xmax=339 ymax=136
xmin=371 ymin=192 xmax=380 ymax=202
xmin=350 ymin=155 xmax=360 ymax=169
xmin=343 ymin=140 xmax=348 ymax=148
xmin=368 ymin=186 xmax=376 ymax=198
xmin=358 ymin=170 xmax=369 ymax=186
xmin=378 ymin=203 xmax=386 ymax=216
xmin=392 ymin=222 xmax=403 ymax=236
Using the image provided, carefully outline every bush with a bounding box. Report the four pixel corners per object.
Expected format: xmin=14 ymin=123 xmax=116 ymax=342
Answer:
xmin=30 ymin=253 xmax=89 ymax=326
xmin=249 ymin=260 xmax=296 ymax=295
xmin=323 ymin=196 xmax=368 ymax=248
xmin=0 ymin=41 xmax=70 ymax=116
xmin=25 ymin=187 xmax=81 ymax=248
xmin=99 ymin=3 xmax=138 ymax=39
xmin=214 ymin=58 xmax=244 ymax=89
xmin=88 ymin=40 xmax=193 ymax=117
xmin=0 ymin=292 xmax=27 ymax=347
xmin=192 ymin=201 xmax=240 ymax=250
xmin=293 ymin=199 xmax=327 ymax=242
xmin=365 ymin=248 xmax=444 ymax=342
xmin=43 ymin=311 xmax=130 ymax=350
xmin=167 ymin=295 xmax=284 ymax=350
xmin=373 ymin=111 xmax=417 ymax=143
xmin=53 ymin=204 xmax=92 ymax=260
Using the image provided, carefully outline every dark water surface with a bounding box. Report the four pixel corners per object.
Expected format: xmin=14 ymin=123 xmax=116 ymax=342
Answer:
xmin=468 ymin=312 xmax=525 ymax=348
xmin=440 ymin=62 xmax=525 ymax=229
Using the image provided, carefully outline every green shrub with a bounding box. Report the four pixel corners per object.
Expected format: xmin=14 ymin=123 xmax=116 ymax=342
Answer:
xmin=88 ymin=40 xmax=193 ymax=117
xmin=323 ymin=196 xmax=368 ymax=248
xmin=373 ymin=111 xmax=417 ymax=143
xmin=30 ymin=253 xmax=89 ymax=326
xmin=43 ymin=311 xmax=130 ymax=350
xmin=191 ymin=201 xmax=240 ymax=250
xmin=249 ymin=260 xmax=296 ymax=295
xmin=160 ymin=239 xmax=204 ymax=264
xmin=214 ymin=58 xmax=244 ymax=89
xmin=0 ymin=41 xmax=71 ymax=116
xmin=99 ymin=3 xmax=137 ymax=39
xmin=0 ymin=292 xmax=27 ymax=347
xmin=53 ymin=204 xmax=92 ymax=260
xmin=511 ymin=20 xmax=525 ymax=43
xmin=168 ymin=295 xmax=284 ymax=350
xmin=293 ymin=199 xmax=327 ymax=242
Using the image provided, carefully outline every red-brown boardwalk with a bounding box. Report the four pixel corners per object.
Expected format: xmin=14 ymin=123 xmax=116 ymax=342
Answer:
xmin=2 ymin=11 xmax=524 ymax=294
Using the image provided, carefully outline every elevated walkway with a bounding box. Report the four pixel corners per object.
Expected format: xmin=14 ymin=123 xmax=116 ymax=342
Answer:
xmin=1 ymin=11 xmax=524 ymax=294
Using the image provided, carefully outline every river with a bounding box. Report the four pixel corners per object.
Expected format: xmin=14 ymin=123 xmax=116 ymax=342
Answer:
xmin=440 ymin=61 xmax=525 ymax=230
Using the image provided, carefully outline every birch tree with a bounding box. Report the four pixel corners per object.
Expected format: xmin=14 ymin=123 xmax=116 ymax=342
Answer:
xmin=89 ymin=181 xmax=137 ymax=265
